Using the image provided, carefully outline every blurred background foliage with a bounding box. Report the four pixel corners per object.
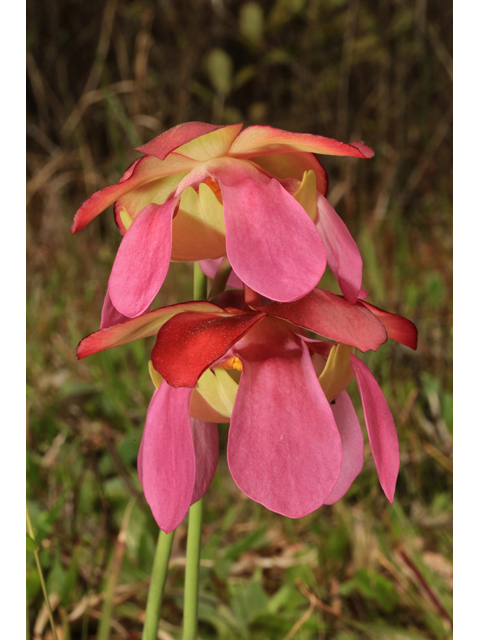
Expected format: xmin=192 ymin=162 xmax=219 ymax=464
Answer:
xmin=26 ymin=0 xmax=452 ymax=638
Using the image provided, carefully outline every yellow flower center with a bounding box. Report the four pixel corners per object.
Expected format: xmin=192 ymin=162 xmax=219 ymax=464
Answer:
xmin=220 ymin=356 xmax=243 ymax=372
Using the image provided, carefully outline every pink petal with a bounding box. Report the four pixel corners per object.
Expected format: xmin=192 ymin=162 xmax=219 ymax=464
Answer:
xmin=135 ymin=122 xmax=225 ymax=160
xmin=199 ymin=258 xmax=243 ymax=289
xmin=138 ymin=385 xmax=196 ymax=533
xmin=350 ymin=355 xmax=399 ymax=503
xmin=264 ymin=288 xmax=387 ymax=352
xmin=77 ymin=300 xmax=227 ymax=358
xmin=190 ymin=419 xmax=219 ymax=504
xmin=72 ymin=154 xmax=196 ymax=233
xmin=315 ymin=193 xmax=363 ymax=303
xmin=229 ymin=125 xmax=374 ymax=159
xmin=358 ymin=301 xmax=418 ymax=350
xmin=251 ymin=152 xmax=328 ymax=196
xmin=109 ymin=199 xmax=178 ymax=317
xmin=152 ymin=311 xmax=266 ymax=387
xmin=208 ymin=159 xmax=327 ymax=302
xmin=100 ymin=289 xmax=132 ymax=329
xmin=227 ymin=318 xmax=343 ymax=518
xmin=324 ymin=391 xmax=364 ymax=504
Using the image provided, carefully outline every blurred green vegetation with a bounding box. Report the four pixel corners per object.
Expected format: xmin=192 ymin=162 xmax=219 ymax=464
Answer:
xmin=27 ymin=0 xmax=452 ymax=638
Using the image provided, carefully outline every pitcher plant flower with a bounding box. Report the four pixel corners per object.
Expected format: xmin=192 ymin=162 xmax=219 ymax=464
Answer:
xmin=72 ymin=122 xmax=374 ymax=319
xmin=77 ymin=288 xmax=416 ymax=532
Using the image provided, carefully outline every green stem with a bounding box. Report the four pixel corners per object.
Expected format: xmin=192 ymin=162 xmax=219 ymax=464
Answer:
xmin=193 ymin=262 xmax=208 ymax=300
xmin=142 ymin=530 xmax=175 ymax=640
xmin=182 ymin=498 xmax=203 ymax=640
xmin=26 ymin=505 xmax=59 ymax=640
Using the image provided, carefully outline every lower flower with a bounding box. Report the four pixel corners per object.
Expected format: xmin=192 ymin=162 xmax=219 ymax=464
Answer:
xmin=141 ymin=316 xmax=410 ymax=533
xmin=78 ymin=288 xmax=417 ymax=532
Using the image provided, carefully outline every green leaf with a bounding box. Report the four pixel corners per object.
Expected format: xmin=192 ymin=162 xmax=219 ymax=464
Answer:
xmin=26 ymin=534 xmax=39 ymax=552
xmin=207 ymin=49 xmax=233 ymax=96
xmin=340 ymin=568 xmax=399 ymax=613
xmin=239 ymin=2 xmax=264 ymax=46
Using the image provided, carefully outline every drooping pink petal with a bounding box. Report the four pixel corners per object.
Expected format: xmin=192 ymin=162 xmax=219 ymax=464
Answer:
xmin=350 ymin=355 xmax=399 ymax=503
xmin=77 ymin=300 xmax=227 ymax=358
xmin=190 ymin=419 xmax=219 ymax=504
xmin=251 ymin=152 xmax=329 ymax=196
xmin=138 ymin=385 xmax=196 ymax=533
xmin=135 ymin=122 xmax=225 ymax=160
xmin=71 ymin=154 xmax=196 ymax=233
xmin=227 ymin=318 xmax=343 ymax=518
xmin=229 ymin=125 xmax=374 ymax=159
xmin=315 ymin=193 xmax=363 ymax=303
xmin=151 ymin=311 xmax=266 ymax=387
xmin=109 ymin=199 xmax=178 ymax=317
xmin=324 ymin=391 xmax=364 ymax=504
xmin=199 ymin=258 xmax=244 ymax=289
xmin=100 ymin=289 xmax=132 ymax=329
xmin=358 ymin=301 xmax=418 ymax=350
xmin=208 ymin=158 xmax=326 ymax=302
xmin=263 ymin=288 xmax=387 ymax=352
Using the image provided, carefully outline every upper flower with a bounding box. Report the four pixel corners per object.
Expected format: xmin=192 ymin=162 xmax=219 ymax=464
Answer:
xmin=72 ymin=122 xmax=374 ymax=317
xmin=78 ymin=287 xmax=416 ymax=532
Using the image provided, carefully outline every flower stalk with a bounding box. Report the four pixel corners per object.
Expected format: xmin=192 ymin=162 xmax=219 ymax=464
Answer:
xmin=142 ymin=529 xmax=175 ymax=640
xmin=182 ymin=498 xmax=204 ymax=639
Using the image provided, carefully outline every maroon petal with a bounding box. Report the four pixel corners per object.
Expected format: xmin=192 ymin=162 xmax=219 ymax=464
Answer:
xmin=358 ymin=301 xmax=418 ymax=350
xmin=152 ymin=311 xmax=266 ymax=387
xmin=264 ymin=288 xmax=387 ymax=352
